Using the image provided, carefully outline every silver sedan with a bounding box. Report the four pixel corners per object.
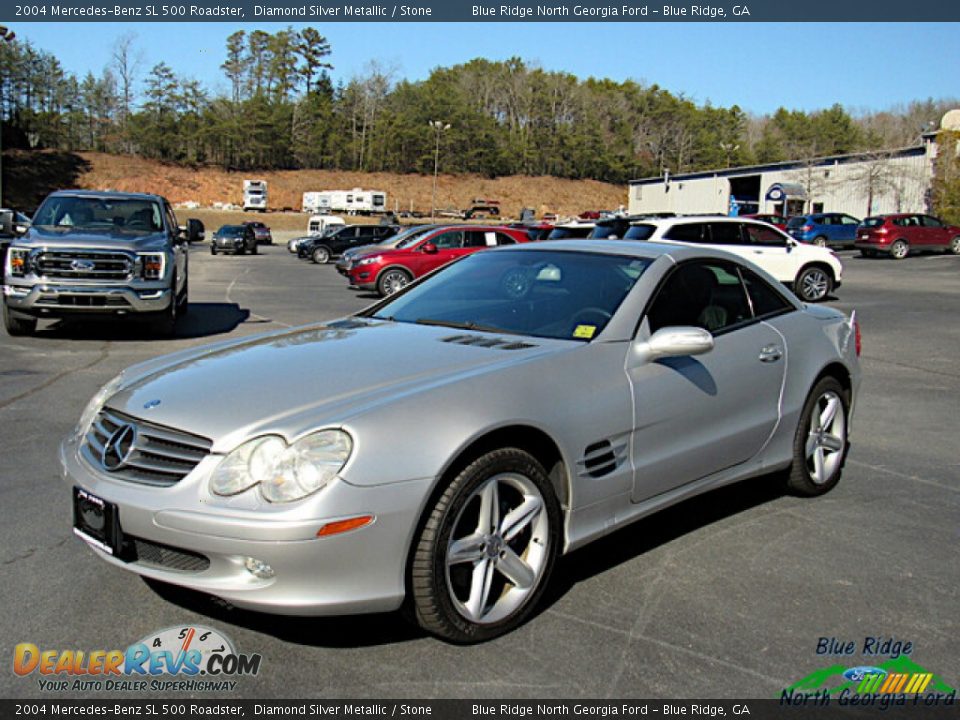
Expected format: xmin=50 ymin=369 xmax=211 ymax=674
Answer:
xmin=63 ymin=241 xmax=861 ymax=642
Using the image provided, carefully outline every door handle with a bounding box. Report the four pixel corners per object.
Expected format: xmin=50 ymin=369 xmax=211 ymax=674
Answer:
xmin=759 ymin=345 xmax=783 ymax=362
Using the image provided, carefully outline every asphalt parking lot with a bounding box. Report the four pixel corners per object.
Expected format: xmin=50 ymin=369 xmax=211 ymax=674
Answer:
xmin=1 ymin=239 xmax=957 ymax=699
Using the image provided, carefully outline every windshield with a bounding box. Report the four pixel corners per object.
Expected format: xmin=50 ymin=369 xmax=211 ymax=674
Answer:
xmin=862 ymin=217 xmax=885 ymax=227
xmin=396 ymin=226 xmax=440 ymax=249
xmin=217 ymin=226 xmax=244 ymax=236
xmin=369 ymin=249 xmax=651 ymax=342
xmin=33 ymin=196 xmax=163 ymax=234
xmin=624 ymin=224 xmax=656 ymax=240
xmin=387 ymin=225 xmax=432 ymax=248
xmin=547 ymin=226 xmax=593 ymax=240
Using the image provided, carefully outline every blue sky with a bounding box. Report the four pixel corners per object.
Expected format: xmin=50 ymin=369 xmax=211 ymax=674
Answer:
xmin=16 ymin=22 xmax=960 ymax=115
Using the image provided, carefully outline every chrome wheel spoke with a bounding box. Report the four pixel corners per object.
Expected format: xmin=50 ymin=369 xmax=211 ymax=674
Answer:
xmin=477 ymin=479 xmax=499 ymax=535
xmin=499 ymin=495 xmax=542 ymax=543
xmin=819 ymin=397 xmax=839 ymax=428
xmin=465 ymin=557 xmax=495 ymax=621
xmin=812 ymin=446 xmax=826 ymax=484
xmin=448 ymin=533 xmax=485 ymax=565
xmin=821 ymin=433 xmax=844 ymax=453
xmin=496 ymin=547 xmax=535 ymax=589
xmin=805 ymin=431 xmax=820 ymax=457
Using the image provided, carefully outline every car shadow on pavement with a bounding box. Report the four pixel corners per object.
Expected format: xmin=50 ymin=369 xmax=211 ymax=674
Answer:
xmin=33 ymin=303 xmax=251 ymax=341
xmin=142 ymin=475 xmax=786 ymax=648
xmin=540 ymin=473 xmax=786 ymax=611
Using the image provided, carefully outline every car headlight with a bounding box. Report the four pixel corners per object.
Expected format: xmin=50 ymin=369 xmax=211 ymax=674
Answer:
xmin=75 ymin=372 xmax=125 ymax=438
xmin=357 ymin=255 xmax=381 ymax=266
xmin=210 ymin=430 xmax=353 ymax=503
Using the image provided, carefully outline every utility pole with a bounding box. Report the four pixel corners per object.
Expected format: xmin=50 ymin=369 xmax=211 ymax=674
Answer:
xmin=429 ymin=120 xmax=450 ymax=221
xmin=0 ymin=26 xmax=17 ymax=209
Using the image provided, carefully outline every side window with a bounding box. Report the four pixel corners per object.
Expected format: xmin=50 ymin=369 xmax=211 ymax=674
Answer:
xmin=664 ymin=223 xmax=708 ymax=243
xmin=739 ymin=267 xmax=793 ymax=318
xmin=921 ymin=215 xmax=942 ymax=228
xmin=462 ymin=231 xmax=488 ymax=248
xmin=709 ymin=223 xmax=744 ymax=245
xmin=744 ymin=224 xmax=787 ymax=247
xmin=841 ymin=215 xmax=860 ymax=225
xmin=646 ymin=261 xmax=751 ymax=335
xmin=430 ymin=231 xmax=462 ymax=249
xmin=163 ymin=203 xmax=178 ymax=234
xmin=495 ymin=232 xmax=517 ymax=246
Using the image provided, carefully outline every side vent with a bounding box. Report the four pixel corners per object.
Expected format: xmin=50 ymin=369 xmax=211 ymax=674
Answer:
xmin=327 ymin=319 xmax=369 ymax=329
xmin=440 ymin=334 xmax=537 ymax=350
xmin=578 ymin=438 xmax=628 ymax=479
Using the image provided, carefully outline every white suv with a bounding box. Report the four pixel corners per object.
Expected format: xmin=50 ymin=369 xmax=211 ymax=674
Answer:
xmin=624 ymin=216 xmax=842 ymax=302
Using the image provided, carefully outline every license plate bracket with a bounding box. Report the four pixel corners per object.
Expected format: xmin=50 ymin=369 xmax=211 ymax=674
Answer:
xmin=73 ymin=487 xmax=120 ymax=556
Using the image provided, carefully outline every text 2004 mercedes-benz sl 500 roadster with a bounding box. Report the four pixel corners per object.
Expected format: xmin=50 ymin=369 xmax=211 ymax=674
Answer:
xmin=63 ymin=240 xmax=860 ymax=642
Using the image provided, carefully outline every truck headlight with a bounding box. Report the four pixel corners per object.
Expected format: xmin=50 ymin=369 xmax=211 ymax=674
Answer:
xmin=7 ymin=248 xmax=30 ymax=277
xmin=210 ymin=430 xmax=353 ymax=503
xmin=138 ymin=252 xmax=165 ymax=280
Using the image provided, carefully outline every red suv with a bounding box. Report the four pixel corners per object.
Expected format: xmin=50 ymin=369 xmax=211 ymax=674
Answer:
xmin=741 ymin=213 xmax=788 ymax=231
xmin=347 ymin=225 xmax=530 ymax=296
xmin=856 ymin=214 xmax=960 ymax=259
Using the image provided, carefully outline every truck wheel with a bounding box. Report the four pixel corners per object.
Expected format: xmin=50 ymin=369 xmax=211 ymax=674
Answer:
xmin=177 ymin=279 xmax=189 ymax=317
xmin=3 ymin=302 xmax=37 ymax=336
xmin=154 ymin=277 xmax=180 ymax=337
xmin=210 ymin=245 xmax=217 ymax=255
xmin=251 ymin=243 xmax=258 ymax=255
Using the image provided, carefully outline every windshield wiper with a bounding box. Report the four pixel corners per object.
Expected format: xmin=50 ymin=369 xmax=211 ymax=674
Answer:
xmin=414 ymin=318 xmax=516 ymax=335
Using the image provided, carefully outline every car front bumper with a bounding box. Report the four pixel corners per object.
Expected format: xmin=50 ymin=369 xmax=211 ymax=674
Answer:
xmin=60 ymin=436 xmax=431 ymax=615
xmin=3 ymin=283 xmax=172 ymax=316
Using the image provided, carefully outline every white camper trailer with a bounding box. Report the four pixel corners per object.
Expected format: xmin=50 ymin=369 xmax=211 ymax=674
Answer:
xmin=243 ymin=180 xmax=268 ymax=212
xmin=302 ymin=192 xmax=331 ymax=214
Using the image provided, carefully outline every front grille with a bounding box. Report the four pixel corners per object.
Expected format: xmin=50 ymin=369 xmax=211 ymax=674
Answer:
xmin=81 ymin=408 xmax=213 ymax=487
xmin=132 ymin=537 xmax=210 ymax=573
xmin=34 ymin=250 xmax=134 ymax=281
xmin=37 ymin=294 xmax=130 ymax=308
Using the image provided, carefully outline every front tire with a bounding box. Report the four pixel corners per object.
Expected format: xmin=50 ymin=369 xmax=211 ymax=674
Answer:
xmin=947 ymin=236 xmax=960 ymax=255
xmin=785 ymin=377 xmax=849 ymax=497
xmin=3 ymin=302 xmax=37 ymax=336
xmin=794 ymin=265 xmax=832 ymax=303
xmin=377 ymin=267 xmax=412 ymax=296
xmin=890 ymin=239 xmax=909 ymax=260
xmin=312 ymin=246 xmax=331 ymax=264
xmin=812 ymin=236 xmax=827 ymax=247
xmin=410 ymin=448 xmax=561 ymax=643
xmin=210 ymin=245 xmax=217 ymax=255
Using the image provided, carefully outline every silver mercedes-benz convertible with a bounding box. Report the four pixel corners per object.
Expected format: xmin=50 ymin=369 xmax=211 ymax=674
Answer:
xmin=63 ymin=240 xmax=860 ymax=642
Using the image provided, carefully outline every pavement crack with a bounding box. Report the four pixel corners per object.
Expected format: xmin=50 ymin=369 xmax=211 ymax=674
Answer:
xmin=0 ymin=342 xmax=111 ymax=411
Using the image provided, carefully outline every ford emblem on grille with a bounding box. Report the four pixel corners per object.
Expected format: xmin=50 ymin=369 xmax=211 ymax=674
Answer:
xmin=70 ymin=259 xmax=96 ymax=271
xmin=101 ymin=423 xmax=138 ymax=470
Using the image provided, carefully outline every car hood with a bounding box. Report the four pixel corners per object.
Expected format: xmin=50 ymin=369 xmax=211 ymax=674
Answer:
xmin=106 ymin=320 xmax=564 ymax=451
xmin=17 ymin=226 xmax=168 ymax=251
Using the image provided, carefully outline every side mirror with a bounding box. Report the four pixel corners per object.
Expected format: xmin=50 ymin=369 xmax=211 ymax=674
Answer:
xmin=633 ymin=326 xmax=714 ymax=364
xmin=187 ymin=218 xmax=205 ymax=243
xmin=421 ymin=242 xmax=438 ymax=254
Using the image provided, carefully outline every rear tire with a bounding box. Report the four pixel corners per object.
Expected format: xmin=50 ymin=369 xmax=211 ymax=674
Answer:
xmin=794 ymin=265 xmax=832 ymax=303
xmin=3 ymin=302 xmax=37 ymax=336
xmin=785 ymin=377 xmax=849 ymax=497
xmin=813 ymin=236 xmax=827 ymax=247
xmin=890 ymin=239 xmax=909 ymax=260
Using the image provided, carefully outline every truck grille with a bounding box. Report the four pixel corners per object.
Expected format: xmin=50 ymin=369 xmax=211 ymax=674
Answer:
xmin=81 ymin=408 xmax=213 ymax=487
xmin=35 ymin=250 xmax=134 ymax=281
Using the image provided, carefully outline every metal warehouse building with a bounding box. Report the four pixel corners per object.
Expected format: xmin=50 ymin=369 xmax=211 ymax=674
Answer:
xmin=628 ymin=134 xmax=938 ymax=220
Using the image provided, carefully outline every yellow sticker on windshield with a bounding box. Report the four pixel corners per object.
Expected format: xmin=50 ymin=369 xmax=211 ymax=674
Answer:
xmin=573 ymin=324 xmax=596 ymax=339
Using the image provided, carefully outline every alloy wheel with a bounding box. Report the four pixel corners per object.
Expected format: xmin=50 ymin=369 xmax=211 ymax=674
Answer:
xmin=805 ymin=390 xmax=846 ymax=485
xmin=799 ymin=268 xmax=830 ymax=302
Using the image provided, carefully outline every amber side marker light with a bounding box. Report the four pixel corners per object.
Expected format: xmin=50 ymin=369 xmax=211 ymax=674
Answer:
xmin=317 ymin=515 xmax=374 ymax=537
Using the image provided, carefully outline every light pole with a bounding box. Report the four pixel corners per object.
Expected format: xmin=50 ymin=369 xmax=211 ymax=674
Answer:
xmin=719 ymin=142 xmax=739 ymax=167
xmin=429 ymin=120 xmax=450 ymax=221
xmin=0 ymin=26 xmax=16 ymax=209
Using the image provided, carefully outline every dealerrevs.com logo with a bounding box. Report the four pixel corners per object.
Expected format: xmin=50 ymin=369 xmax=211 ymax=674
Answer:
xmin=13 ymin=625 xmax=262 ymax=692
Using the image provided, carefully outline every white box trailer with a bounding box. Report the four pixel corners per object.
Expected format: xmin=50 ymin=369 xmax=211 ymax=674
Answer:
xmin=243 ymin=179 xmax=268 ymax=212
